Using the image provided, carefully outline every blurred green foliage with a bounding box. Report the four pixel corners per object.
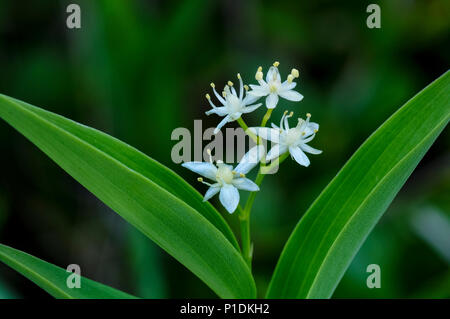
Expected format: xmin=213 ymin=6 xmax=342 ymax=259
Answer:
xmin=0 ymin=0 xmax=448 ymax=298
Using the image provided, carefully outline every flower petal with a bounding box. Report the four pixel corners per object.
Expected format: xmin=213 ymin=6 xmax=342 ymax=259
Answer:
xmin=241 ymin=103 xmax=262 ymax=114
xmin=234 ymin=145 xmax=265 ymax=174
xmin=248 ymin=85 xmax=269 ymax=97
xmin=266 ymin=93 xmax=279 ymax=109
xmin=219 ymin=184 xmax=240 ymax=213
xmin=266 ymin=144 xmax=288 ymax=161
xmin=205 ymin=106 xmax=228 ymax=116
xmin=203 ymin=185 xmax=220 ymax=201
xmin=232 ymin=178 xmax=259 ymax=191
xmin=278 ymin=89 xmax=304 ymax=102
xmin=289 ymin=146 xmax=310 ymax=167
xmin=300 ymin=143 xmax=322 ymax=155
xmin=213 ymin=115 xmax=231 ymax=134
xmin=242 ymin=93 xmax=261 ymax=105
xmin=181 ymin=162 xmax=217 ymax=180
xmin=280 ymin=81 xmax=297 ymax=91
xmin=266 ymin=66 xmax=281 ymax=83
xmin=249 ymin=127 xmax=280 ymax=143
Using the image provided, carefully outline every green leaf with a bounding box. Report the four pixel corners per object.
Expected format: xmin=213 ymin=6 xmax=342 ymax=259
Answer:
xmin=0 ymin=95 xmax=255 ymax=298
xmin=0 ymin=243 xmax=136 ymax=299
xmin=266 ymin=71 xmax=450 ymax=298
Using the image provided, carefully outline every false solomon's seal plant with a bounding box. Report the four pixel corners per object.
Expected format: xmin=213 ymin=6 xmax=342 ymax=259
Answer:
xmin=182 ymin=62 xmax=321 ymax=267
xmin=0 ymin=64 xmax=448 ymax=299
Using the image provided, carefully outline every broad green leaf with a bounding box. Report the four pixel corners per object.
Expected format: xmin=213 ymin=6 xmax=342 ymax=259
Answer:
xmin=0 ymin=243 xmax=136 ymax=299
xmin=0 ymin=95 xmax=255 ymax=298
xmin=267 ymin=71 xmax=450 ymax=298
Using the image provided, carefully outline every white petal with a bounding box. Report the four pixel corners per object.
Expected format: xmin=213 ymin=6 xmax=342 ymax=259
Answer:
xmin=241 ymin=103 xmax=262 ymax=114
xmin=289 ymin=146 xmax=310 ymax=167
xmin=278 ymin=89 xmax=304 ymax=102
xmin=266 ymin=144 xmax=288 ymax=161
xmin=248 ymin=85 xmax=269 ymax=97
xmin=242 ymin=93 xmax=260 ymax=105
xmin=271 ymin=123 xmax=279 ymax=129
xmin=213 ymin=115 xmax=231 ymax=134
xmin=266 ymin=93 xmax=279 ymax=109
xmin=300 ymin=143 xmax=322 ymax=155
xmin=181 ymin=162 xmax=217 ymax=180
xmin=205 ymin=106 xmax=228 ymax=116
xmin=249 ymin=127 xmax=280 ymax=143
xmin=234 ymin=145 xmax=264 ymax=174
xmin=203 ymin=185 xmax=220 ymax=201
xmin=280 ymin=81 xmax=297 ymax=90
xmin=219 ymin=184 xmax=240 ymax=214
xmin=266 ymin=66 xmax=281 ymax=83
xmin=232 ymin=178 xmax=259 ymax=191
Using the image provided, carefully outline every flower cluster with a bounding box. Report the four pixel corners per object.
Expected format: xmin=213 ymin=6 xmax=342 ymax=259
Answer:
xmin=182 ymin=62 xmax=321 ymax=213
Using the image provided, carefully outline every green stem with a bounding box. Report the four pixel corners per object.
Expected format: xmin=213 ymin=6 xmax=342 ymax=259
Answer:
xmin=236 ymin=117 xmax=258 ymax=143
xmin=236 ymin=109 xmax=274 ymax=269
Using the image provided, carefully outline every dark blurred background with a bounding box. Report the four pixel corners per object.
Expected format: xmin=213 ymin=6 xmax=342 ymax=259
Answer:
xmin=0 ymin=0 xmax=449 ymax=298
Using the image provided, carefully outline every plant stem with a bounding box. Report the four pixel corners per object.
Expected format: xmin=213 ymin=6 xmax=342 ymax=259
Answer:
xmin=236 ymin=109 xmax=274 ymax=269
xmin=236 ymin=117 xmax=258 ymax=143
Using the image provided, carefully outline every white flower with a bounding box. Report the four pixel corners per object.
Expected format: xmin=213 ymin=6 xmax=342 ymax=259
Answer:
xmin=181 ymin=146 xmax=264 ymax=213
xmin=248 ymin=61 xmax=304 ymax=109
xmin=250 ymin=112 xmax=321 ymax=167
xmin=205 ymin=74 xmax=262 ymax=134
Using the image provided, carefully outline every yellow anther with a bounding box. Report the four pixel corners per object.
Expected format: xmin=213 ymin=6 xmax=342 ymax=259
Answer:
xmin=302 ymin=132 xmax=306 ymax=136
xmin=289 ymin=111 xmax=294 ymax=117
xmin=231 ymin=170 xmax=237 ymax=175
xmin=257 ymin=66 xmax=262 ymax=72
xmin=197 ymin=177 xmax=203 ymax=182
xmin=314 ymin=129 xmax=318 ymax=133
xmin=237 ymin=73 xmax=241 ymax=79
xmin=244 ymin=85 xmax=249 ymax=91
xmin=210 ymin=82 xmax=215 ymax=88
xmin=291 ymin=68 xmax=299 ymax=78
xmin=283 ymin=110 xmax=288 ymax=115
xmin=205 ymin=93 xmax=210 ymax=100
xmin=239 ymin=173 xmax=245 ymax=178
xmin=287 ymin=74 xmax=294 ymax=83
xmin=222 ymin=91 xmax=226 ymax=97
xmin=255 ymin=71 xmax=263 ymax=81
xmin=273 ymin=61 xmax=280 ymax=67
xmin=227 ymin=81 xmax=233 ymax=86
xmin=306 ymin=113 xmax=311 ymax=118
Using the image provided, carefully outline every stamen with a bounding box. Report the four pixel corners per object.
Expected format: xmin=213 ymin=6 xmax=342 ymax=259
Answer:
xmin=222 ymin=91 xmax=226 ymax=97
xmin=257 ymin=66 xmax=262 ymax=72
xmin=237 ymin=73 xmax=244 ymax=99
xmin=306 ymin=113 xmax=311 ymax=118
xmin=205 ymin=93 xmax=210 ymax=100
xmin=244 ymin=84 xmax=249 ymax=91
xmin=255 ymin=71 xmax=263 ymax=81
xmin=287 ymin=74 xmax=294 ymax=83
xmin=197 ymin=177 xmax=213 ymax=187
xmin=206 ymin=149 xmax=213 ymax=164
xmin=280 ymin=110 xmax=289 ymax=130
xmin=228 ymin=81 xmax=233 ymax=86
xmin=239 ymin=173 xmax=245 ymax=178
xmin=210 ymin=83 xmax=215 ymax=88
xmin=314 ymin=129 xmax=318 ymax=133
xmin=273 ymin=61 xmax=280 ymax=67
xmin=291 ymin=68 xmax=299 ymax=78
xmin=302 ymin=132 xmax=306 ymax=136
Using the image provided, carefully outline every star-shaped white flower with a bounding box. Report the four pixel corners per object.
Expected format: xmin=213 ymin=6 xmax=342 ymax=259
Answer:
xmin=248 ymin=61 xmax=304 ymax=109
xmin=250 ymin=112 xmax=321 ymax=167
xmin=181 ymin=146 xmax=264 ymax=213
xmin=205 ymin=74 xmax=262 ymax=134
